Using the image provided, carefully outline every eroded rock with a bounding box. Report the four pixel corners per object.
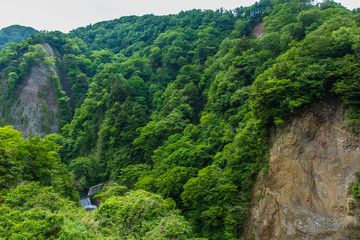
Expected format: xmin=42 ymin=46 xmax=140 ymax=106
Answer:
xmin=3 ymin=43 xmax=60 ymax=137
xmin=245 ymin=99 xmax=360 ymax=239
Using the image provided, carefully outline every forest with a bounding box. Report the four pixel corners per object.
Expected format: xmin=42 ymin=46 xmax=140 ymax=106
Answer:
xmin=1 ymin=0 xmax=360 ymax=239
xmin=0 ymin=25 xmax=38 ymax=50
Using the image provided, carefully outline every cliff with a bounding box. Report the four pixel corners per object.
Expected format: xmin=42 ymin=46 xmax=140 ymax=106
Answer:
xmin=245 ymin=99 xmax=360 ymax=239
xmin=1 ymin=43 xmax=60 ymax=137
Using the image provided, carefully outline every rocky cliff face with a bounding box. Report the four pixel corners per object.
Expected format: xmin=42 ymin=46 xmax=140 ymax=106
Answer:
xmin=4 ymin=43 xmax=60 ymax=137
xmin=245 ymin=99 xmax=360 ymax=239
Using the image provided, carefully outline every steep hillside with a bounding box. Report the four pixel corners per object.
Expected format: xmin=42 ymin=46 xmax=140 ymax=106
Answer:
xmin=245 ymin=99 xmax=360 ymax=239
xmin=0 ymin=43 xmax=61 ymax=137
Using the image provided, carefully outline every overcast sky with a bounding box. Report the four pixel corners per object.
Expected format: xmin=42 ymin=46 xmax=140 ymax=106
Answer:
xmin=1 ymin=0 xmax=358 ymax=33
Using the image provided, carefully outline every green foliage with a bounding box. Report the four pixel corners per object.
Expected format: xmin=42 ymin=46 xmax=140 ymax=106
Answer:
xmin=1 ymin=1 xmax=360 ymax=239
xmin=94 ymin=183 xmax=128 ymax=202
xmin=0 ymin=126 xmax=77 ymax=199
xmin=69 ymin=155 xmax=106 ymax=189
xmin=252 ymin=12 xmax=360 ymax=128
xmin=0 ymin=146 xmax=22 ymax=190
xmin=333 ymin=55 xmax=360 ymax=129
xmin=117 ymin=164 xmax=151 ymax=188
xmin=0 ymin=25 xmax=38 ymax=50
xmin=0 ymin=182 xmax=98 ymax=239
xmin=133 ymin=109 xmax=190 ymax=162
xmin=156 ymin=166 xmax=198 ymax=204
xmin=181 ymin=166 xmax=239 ymax=239
xmin=352 ymin=172 xmax=360 ymax=200
xmin=96 ymin=189 xmax=195 ymax=239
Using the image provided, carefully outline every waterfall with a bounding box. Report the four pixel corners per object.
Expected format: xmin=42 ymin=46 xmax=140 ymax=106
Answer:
xmin=79 ymin=196 xmax=98 ymax=210
xmin=79 ymin=184 xmax=104 ymax=210
xmin=80 ymin=197 xmax=91 ymax=206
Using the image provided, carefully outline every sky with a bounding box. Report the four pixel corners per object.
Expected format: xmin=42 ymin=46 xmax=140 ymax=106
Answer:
xmin=0 ymin=0 xmax=359 ymax=33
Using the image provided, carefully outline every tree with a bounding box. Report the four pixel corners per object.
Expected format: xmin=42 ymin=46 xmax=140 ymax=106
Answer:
xmin=0 ymin=182 xmax=96 ymax=239
xmin=96 ymin=189 xmax=195 ymax=239
xmin=156 ymin=166 xmax=198 ymax=202
xmin=69 ymin=155 xmax=106 ymax=188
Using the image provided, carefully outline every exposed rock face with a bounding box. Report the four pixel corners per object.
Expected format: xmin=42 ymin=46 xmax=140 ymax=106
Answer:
xmin=253 ymin=22 xmax=265 ymax=38
xmin=5 ymin=43 xmax=60 ymax=137
xmin=246 ymin=99 xmax=360 ymax=239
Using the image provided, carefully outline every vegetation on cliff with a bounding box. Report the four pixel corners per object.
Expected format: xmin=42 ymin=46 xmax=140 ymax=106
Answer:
xmin=0 ymin=0 xmax=360 ymax=239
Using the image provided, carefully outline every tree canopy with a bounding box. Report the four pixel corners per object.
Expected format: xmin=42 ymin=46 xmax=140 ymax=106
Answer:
xmin=0 ymin=0 xmax=360 ymax=239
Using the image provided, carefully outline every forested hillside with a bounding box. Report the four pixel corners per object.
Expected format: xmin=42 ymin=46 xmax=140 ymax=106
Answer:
xmin=0 ymin=25 xmax=39 ymax=50
xmin=1 ymin=0 xmax=360 ymax=239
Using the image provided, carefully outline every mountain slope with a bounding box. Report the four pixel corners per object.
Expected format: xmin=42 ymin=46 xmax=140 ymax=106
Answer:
xmin=0 ymin=0 xmax=360 ymax=239
xmin=0 ymin=43 xmax=63 ymax=137
xmin=0 ymin=25 xmax=38 ymax=50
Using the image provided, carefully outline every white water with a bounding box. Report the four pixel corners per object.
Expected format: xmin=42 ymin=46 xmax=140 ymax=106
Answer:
xmin=80 ymin=197 xmax=91 ymax=206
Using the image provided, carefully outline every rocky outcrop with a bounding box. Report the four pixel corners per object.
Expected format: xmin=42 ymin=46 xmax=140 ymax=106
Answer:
xmin=245 ymin=99 xmax=360 ymax=239
xmin=5 ymin=43 xmax=60 ymax=137
xmin=253 ymin=22 xmax=265 ymax=38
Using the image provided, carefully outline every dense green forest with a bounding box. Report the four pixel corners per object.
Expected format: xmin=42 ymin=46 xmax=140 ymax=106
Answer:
xmin=0 ymin=25 xmax=39 ymax=50
xmin=1 ymin=0 xmax=360 ymax=239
